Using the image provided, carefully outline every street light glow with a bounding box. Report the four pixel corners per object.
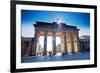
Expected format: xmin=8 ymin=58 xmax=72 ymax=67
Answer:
xmin=57 ymin=19 xmax=61 ymax=24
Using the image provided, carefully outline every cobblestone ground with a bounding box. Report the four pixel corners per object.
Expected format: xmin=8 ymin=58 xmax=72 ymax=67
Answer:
xmin=21 ymin=52 xmax=90 ymax=63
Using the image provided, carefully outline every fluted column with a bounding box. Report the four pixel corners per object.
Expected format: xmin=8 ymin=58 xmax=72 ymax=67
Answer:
xmin=83 ymin=41 xmax=86 ymax=52
xmin=53 ymin=31 xmax=56 ymax=55
xmin=32 ymin=30 xmax=38 ymax=56
xmin=64 ymin=32 xmax=67 ymax=54
xmin=75 ymin=32 xmax=80 ymax=53
xmin=70 ymin=32 xmax=74 ymax=53
xmin=43 ymin=31 xmax=47 ymax=55
xmin=27 ymin=42 xmax=31 ymax=56
xmin=21 ymin=41 xmax=24 ymax=57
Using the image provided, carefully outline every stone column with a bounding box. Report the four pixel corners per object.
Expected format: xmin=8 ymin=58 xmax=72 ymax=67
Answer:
xmin=27 ymin=42 xmax=31 ymax=56
xmin=21 ymin=41 xmax=24 ymax=57
xmin=43 ymin=31 xmax=47 ymax=56
xmin=70 ymin=32 xmax=74 ymax=53
xmin=53 ymin=31 xmax=56 ymax=55
xmin=82 ymin=41 xmax=84 ymax=52
xmin=76 ymin=32 xmax=80 ymax=53
xmin=64 ymin=32 xmax=67 ymax=54
xmin=30 ymin=37 xmax=34 ymax=56
xmin=85 ymin=42 xmax=87 ymax=51
xmin=85 ymin=41 xmax=87 ymax=51
xmin=80 ymin=41 xmax=82 ymax=52
xmin=87 ymin=42 xmax=88 ymax=51
xmin=31 ymin=30 xmax=38 ymax=56
xmin=83 ymin=41 xmax=86 ymax=52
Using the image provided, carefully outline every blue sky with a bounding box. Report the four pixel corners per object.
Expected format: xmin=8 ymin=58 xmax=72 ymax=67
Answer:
xmin=21 ymin=10 xmax=90 ymax=37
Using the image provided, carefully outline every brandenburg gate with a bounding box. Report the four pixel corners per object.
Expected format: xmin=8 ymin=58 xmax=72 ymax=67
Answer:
xmin=31 ymin=21 xmax=80 ymax=56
